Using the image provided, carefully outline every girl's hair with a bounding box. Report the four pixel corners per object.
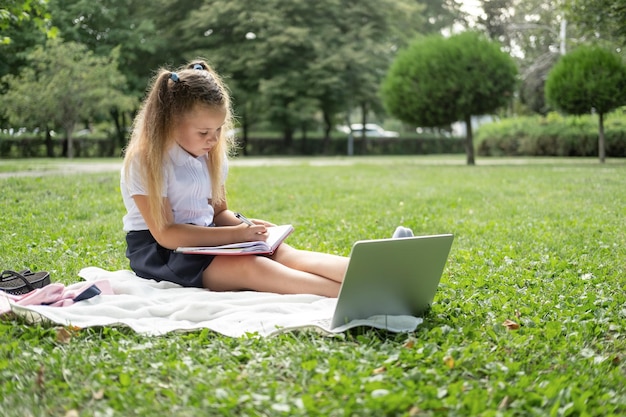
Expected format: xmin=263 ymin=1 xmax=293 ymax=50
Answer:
xmin=123 ymin=59 xmax=235 ymax=231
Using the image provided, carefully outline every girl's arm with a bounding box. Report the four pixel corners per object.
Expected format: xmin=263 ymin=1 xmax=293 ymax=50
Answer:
xmin=212 ymin=198 xmax=243 ymax=226
xmin=132 ymin=195 xmax=267 ymax=250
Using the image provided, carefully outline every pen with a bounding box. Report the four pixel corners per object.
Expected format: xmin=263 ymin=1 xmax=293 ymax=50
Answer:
xmin=234 ymin=212 xmax=255 ymax=226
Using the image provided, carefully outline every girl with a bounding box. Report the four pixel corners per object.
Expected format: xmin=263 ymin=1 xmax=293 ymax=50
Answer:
xmin=121 ymin=60 xmax=349 ymax=297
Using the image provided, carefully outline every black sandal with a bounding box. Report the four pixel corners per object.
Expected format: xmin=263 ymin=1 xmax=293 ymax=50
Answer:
xmin=0 ymin=270 xmax=51 ymax=295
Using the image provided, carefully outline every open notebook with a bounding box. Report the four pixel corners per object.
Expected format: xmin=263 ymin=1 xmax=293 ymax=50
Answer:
xmin=175 ymin=224 xmax=294 ymax=255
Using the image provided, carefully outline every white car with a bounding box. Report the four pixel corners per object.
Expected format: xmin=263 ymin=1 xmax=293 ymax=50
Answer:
xmin=338 ymin=123 xmax=399 ymax=137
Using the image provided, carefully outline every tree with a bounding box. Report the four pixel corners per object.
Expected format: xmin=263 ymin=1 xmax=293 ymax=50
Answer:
xmin=545 ymin=45 xmax=626 ymax=163
xmin=471 ymin=0 xmax=569 ymax=62
xmin=476 ymin=0 xmax=515 ymax=43
xmin=1 ymin=38 xmax=134 ymax=158
xmin=419 ymin=0 xmax=463 ymax=34
xmin=467 ymin=0 xmax=572 ymax=116
xmin=502 ymin=1 xmax=566 ymax=116
xmin=0 ymin=15 xmax=48 ymax=129
xmin=49 ymin=0 xmax=153 ymax=85
xmin=567 ymin=0 xmax=626 ymax=45
xmin=519 ymin=52 xmax=560 ymax=115
xmin=48 ymin=0 xmax=164 ymax=148
xmin=184 ymin=0 xmax=424 ymax=153
xmin=0 ymin=0 xmax=54 ymax=44
xmin=381 ymin=31 xmax=517 ymax=165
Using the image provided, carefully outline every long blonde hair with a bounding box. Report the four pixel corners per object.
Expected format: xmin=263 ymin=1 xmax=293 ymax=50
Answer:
xmin=123 ymin=60 xmax=235 ymax=231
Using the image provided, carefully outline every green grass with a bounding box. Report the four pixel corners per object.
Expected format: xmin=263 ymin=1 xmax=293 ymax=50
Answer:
xmin=1 ymin=156 xmax=625 ymax=416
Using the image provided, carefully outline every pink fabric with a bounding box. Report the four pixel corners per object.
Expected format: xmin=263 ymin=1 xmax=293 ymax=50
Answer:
xmin=0 ymin=280 xmax=113 ymax=315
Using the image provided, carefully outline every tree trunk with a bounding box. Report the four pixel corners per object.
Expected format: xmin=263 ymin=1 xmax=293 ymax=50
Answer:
xmin=111 ymin=107 xmax=125 ymax=156
xmin=66 ymin=134 xmax=74 ymax=159
xmin=45 ymin=127 xmax=54 ymax=157
xmin=322 ymin=110 xmax=332 ymax=154
xmin=64 ymin=122 xmax=76 ymax=159
xmin=598 ymin=112 xmax=606 ymax=163
xmin=359 ymin=102 xmax=369 ymax=155
xmin=241 ymin=122 xmax=249 ymax=156
xmin=283 ymin=127 xmax=294 ymax=151
xmin=300 ymin=124 xmax=308 ymax=154
xmin=344 ymin=113 xmax=354 ymax=156
xmin=464 ymin=114 xmax=475 ymax=165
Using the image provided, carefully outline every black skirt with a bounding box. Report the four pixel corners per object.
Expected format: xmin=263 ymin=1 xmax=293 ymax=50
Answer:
xmin=125 ymin=230 xmax=215 ymax=288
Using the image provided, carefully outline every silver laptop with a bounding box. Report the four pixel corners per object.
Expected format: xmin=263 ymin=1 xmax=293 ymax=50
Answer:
xmin=330 ymin=234 xmax=454 ymax=329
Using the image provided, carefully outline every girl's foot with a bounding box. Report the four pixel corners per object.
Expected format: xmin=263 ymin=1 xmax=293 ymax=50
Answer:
xmin=392 ymin=226 xmax=414 ymax=239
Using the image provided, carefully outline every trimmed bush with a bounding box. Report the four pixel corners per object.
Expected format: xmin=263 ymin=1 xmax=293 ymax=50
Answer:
xmin=545 ymin=45 xmax=626 ymax=162
xmin=382 ymin=31 xmax=517 ymax=165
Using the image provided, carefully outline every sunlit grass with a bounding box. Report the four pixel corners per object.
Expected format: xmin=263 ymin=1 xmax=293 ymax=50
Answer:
xmin=1 ymin=157 xmax=625 ymax=416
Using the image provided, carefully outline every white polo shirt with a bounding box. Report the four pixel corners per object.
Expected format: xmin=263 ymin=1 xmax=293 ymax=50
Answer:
xmin=121 ymin=144 xmax=228 ymax=232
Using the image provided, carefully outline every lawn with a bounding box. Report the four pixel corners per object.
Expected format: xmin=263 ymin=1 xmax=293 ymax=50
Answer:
xmin=1 ymin=156 xmax=625 ymax=416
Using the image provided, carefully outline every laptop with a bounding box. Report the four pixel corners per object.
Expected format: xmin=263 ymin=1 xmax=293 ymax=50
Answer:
xmin=329 ymin=233 xmax=454 ymax=329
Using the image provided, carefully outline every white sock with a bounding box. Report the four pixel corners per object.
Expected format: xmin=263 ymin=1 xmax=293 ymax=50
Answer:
xmin=392 ymin=226 xmax=414 ymax=238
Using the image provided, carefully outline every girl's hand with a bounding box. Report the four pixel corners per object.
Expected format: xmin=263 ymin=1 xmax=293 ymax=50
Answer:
xmin=235 ymin=222 xmax=268 ymax=242
xmin=249 ymin=218 xmax=276 ymax=227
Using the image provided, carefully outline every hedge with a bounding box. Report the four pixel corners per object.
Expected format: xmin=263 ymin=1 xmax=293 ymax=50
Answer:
xmin=475 ymin=111 xmax=626 ymax=157
xmin=0 ymin=136 xmax=465 ymax=158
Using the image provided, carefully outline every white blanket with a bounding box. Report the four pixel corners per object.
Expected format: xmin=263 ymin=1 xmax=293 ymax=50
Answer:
xmin=9 ymin=267 xmax=423 ymax=337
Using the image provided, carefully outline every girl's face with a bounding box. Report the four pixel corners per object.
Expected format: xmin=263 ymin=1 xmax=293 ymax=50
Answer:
xmin=175 ymin=105 xmax=227 ymax=157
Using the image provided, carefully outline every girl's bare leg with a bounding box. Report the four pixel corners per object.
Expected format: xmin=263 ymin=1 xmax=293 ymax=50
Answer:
xmin=270 ymin=244 xmax=348 ymax=283
xmin=202 ymin=254 xmax=342 ymax=297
